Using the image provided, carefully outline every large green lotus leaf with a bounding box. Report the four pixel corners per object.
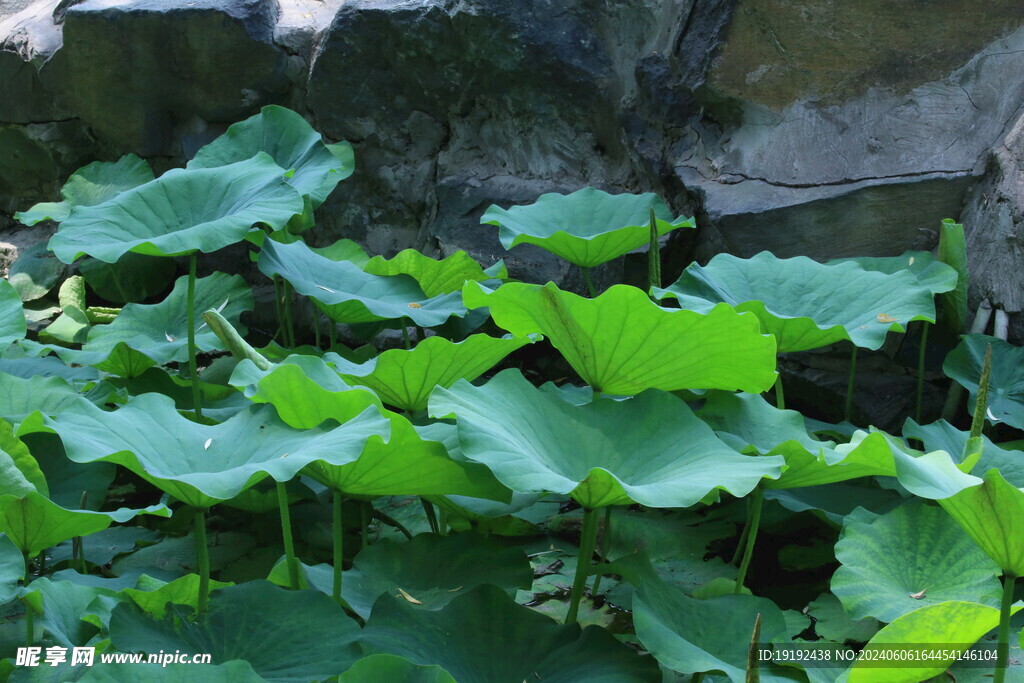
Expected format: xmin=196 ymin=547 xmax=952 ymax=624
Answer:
xmin=79 ymin=272 xmax=252 ymax=373
xmin=847 ymin=601 xmax=1022 ymax=683
xmin=302 ymin=412 xmax=510 ymax=502
xmin=481 ymin=187 xmax=694 ymax=268
xmin=337 ymin=655 xmax=456 ymax=683
xmin=79 ymin=252 xmax=178 ymax=305
xmin=807 ymin=592 xmax=880 ymax=644
xmin=109 ymin=581 xmax=361 ymax=682
xmin=46 ymin=393 xmax=390 ymax=509
xmin=765 ymin=483 xmax=904 ymax=526
xmin=831 ymin=503 xmax=1001 ymax=623
xmin=0 ymin=533 xmax=23 ymax=604
xmin=325 ymin=334 xmax=532 ymax=413
xmin=188 ymin=105 xmax=352 ymax=209
xmin=258 ymin=238 xmax=467 ymax=327
xmin=23 ymin=577 xmax=117 ymax=646
xmin=48 ymin=154 xmax=305 ymax=264
xmin=892 ymin=446 xmax=1024 ymax=575
xmin=696 ymin=391 xmax=902 ymax=488
xmin=363 ymin=249 xmax=505 ymax=297
xmin=632 ymin=573 xmax=791 ymax=682
xmin=463 ymin=282 xmax=777 ymax=394
xmin=944 ymin=334 xmax=1024 ymax=429
xmin=0 ymin=418 xmax=47 ymax=497
xmin=81 ymin=272 xmax=252 ymax=373
xmin=229 ymin=356 xmax=381 ymax=429
xmin=938 ymin=469 xmax=1024 ymax=576
xmin=0 ymin=280 xmax=27 ymax=347
xmin=903 ymin=418 xmax=1024 ymax=487
xmin=9 ymin=242 xmax=66 ymax=302
xmin=0 ymin=374 xmax=103 ymax=429
xmin=363 ymin=584 xmax=661 ymax=682
xmin=429 ymin=370 xmax=783 ymax=509
xmin=829 ymin=250 xmax=958 ymax=295
xmin=15 ymin=154 xmax=154 ymax=226
xmin=0 ymin=492 xmax=168 ymax=558
xmin=122 ymin=574 xmax=232 ymax=619
xmin=653 ymin=252 xmax=939 ymax=351
xmin=339 ymin=533 xmax=532 ymax=619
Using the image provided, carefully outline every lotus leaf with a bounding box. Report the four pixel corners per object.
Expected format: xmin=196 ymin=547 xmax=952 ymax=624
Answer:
xmin=0 ymin=533 xmax=23 ymax=604
xmin=654 ymin=252 xmax=939 ymax=351
xmin=109 ymin=581 xmax=361 ymax=682
xmin=831 ymin=503 xmax=1001 ymax=622
xmin=0 ymin=280 xmax=27 ymax=347
xmin=325 ymin=334 xmax=533 ymax=413
xmin=337 ymin=655 xmax=456 ymax=683
xmin=937 ymin=218 xmax=969 ymax=332
xmin=362 ymin=584 xmax=660 ymax=682
xmin=23 ymin=577 xmax=116 ymax=646
xmin=48 ymin=154 xmax=304 ymax=263
xmin=15 ymin=154 xmax=154 ymax=226
xmin=903 ymin=418 xmax=1024 ymax=487
xmin=230 ymin=356 xmax=381 ymax=429
xmin=944 ymin=334 xmax=1024 ymax=430
xmin=829 ymin=250 xmax=957 ymax=295
xmin=631 ymin=571 xmax=790 ymax=682
xmin=848 ymin=601 xmax=1022 ymax=683
xmin=363 ymin=249 xmax=505 ymax=297
xmin=258 ymin=239 xmax=467 ymax=327
xmin=806 ymin=593 xmax=880 ymax=644
xmin=302 ymin=412 xmax=510 ymax=502
xmin=0 ymin=492 xmax=168 ymax=558
xmin=189 ymin=105 xmax=353 ymax=210
xmin=338 ymin=532 xmax=532 ymax=618
xmin=9 ymin=242 xmax=65 ymax=302
xmin=481 ymin=187 xmax=694 ymax=268
xmin=46 ymin=393 xmax=390 ymax=509
xmin=463 ymin=282 xmax=777 ymax=394
xmin=429 ymin=369 xmax=783 ymax=509
xmin=81 ymin=272 xmax=253 ymax=373
xmin=0 ymin=418 xmax=47 ymax=497
xmin=78 ymin=252 xmax=177 ymax=305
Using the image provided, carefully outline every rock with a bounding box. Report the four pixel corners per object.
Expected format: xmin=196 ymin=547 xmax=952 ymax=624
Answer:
xmin=671 ymin=1 xmax=1024 ymax=261
xmin=42 ymin=0 xmax=290 ymax=156
xmin=0 ymin=0 xmax=67 ymax=123
xmin=307 ymin=0 xmax=678 ymax=285
xmin=0 ymin=121 xmax=95 ymax=216
xmin=960 ymin=111 xmax=1024 ymax=340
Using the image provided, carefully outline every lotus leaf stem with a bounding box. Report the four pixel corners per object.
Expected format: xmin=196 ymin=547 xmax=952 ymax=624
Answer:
xmin=22 ymin=552 xmax=33 ymax=645
xmin=272 ymin=276 xmax=284 ymax=344
xmin=590 ymin=506 xmax=613 ymax=595
xmin=746 ymin=612 xmax=762 ymax=683
xmin=373 ymin=509 xmax=413 ymax=540
xmin=731 ymin=500 xmax=753 ymax=565
xmin=915 ymin=322 xmax=929 ymax=423
xmin=582 ymin=267 xmax=597 ymax=298
xmin=313 ymin=308 xmax=321 ymax=349
xmin=187 ymin=253 xmax=203 ymax=420
xmin=194 ymin=507 xmax=210 ymax=614
xmin=943 ymin=299 xmax=992 ymax=421
xmin=734 ymin=487 xmax=764 ymax=593
xmin=401 ymin=323 xmax=412 ymax=350
xmin=773 ymin=375 xmax=785 ymax=411
xmin=566 ymin=506 xmax=601 ymax=624
xmin=994 ymin=573 xmax=1016 ymax=683
xmin=282 ymin=281 xmax=296 ymax=348
xmin=438 ymin=507 xmax=448 ymax=536
xmin=332 ymin=490 xmax=344 ymax=604
xmin=276 ymin=481 xmax=300 ymax=590
xmin=420 ymin=498 xmax=440 ymax=534
xmin=844 ymin=346 xmax=857 ymax=424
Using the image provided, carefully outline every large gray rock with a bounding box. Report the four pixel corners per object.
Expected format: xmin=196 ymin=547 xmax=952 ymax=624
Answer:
xmin=307 ymin=0 xmax=688 ymax=284
xmin=0 ymin=0 xmax=66 ymax=123
xmin=670 ymin=0 xmax=1024 ymax=261
xmin=960 ymin=111 xmax=1024 ymax=338
xmin=42 ymin=0 xmax=291 ymax=156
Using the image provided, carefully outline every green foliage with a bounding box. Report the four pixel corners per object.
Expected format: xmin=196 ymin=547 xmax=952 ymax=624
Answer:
xmin=5 ymin=104 xmax=1013 ymax=682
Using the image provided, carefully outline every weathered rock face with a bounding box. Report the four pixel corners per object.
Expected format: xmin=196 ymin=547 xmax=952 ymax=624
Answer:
xmin=960 ymin=111 xmax=1024 ymax=339
xmin=672 ymin=1 xmax=1024 ymax=261
xmin=2 ymin=0 xmax=1024 ymax=309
